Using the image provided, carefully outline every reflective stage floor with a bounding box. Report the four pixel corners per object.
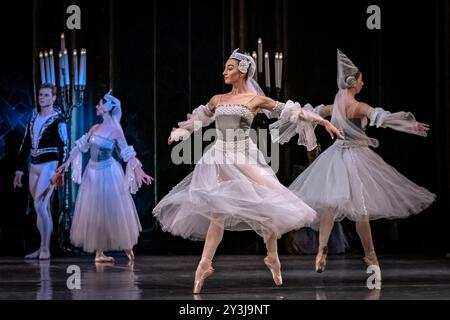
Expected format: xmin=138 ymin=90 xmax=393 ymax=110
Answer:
xmin=1 ymin=254 xmax=449 ymax=300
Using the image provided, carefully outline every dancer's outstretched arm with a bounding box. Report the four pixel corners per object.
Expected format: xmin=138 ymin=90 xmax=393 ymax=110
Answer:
xmin=257 ymin=96 xmax=343 ymax=151
xmin=56 ymin=124 xmax=98 ymax=183
xmin=358 ymin=102 xmax=430 ymax=136
xmin=168 ymin=95 xmax=219 ymax=144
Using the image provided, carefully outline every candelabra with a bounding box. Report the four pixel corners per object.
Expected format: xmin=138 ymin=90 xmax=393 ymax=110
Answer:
xmin=253 ymin=37 xmax=284 ymax=100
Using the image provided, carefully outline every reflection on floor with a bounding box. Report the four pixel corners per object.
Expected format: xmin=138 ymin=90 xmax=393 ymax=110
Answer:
xmin=0 ymin=254 xmax=449 ymax=300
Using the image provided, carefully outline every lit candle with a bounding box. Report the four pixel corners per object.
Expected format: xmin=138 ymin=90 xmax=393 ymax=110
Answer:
xmin=39 ymin=51 xmax=46 ymax=83
xmin=274 ymin=53 xmax=279 ymax=88
xmin=252 ymin=51 xmax=258 ymax=82
xmin=44 ymin=51 xmax=51 ymax=85
xmin=264 ymin=52 xmax=270 ymax=88
xmin=49 ymin=49 xmax=56 ymax=85
xmin=58 ymin=52 xmax=65 ymax=87
xmin=279 ymin=52 xmax=283 ymax=89
xmin=72 ymin=50 xmax=79 ymax=86
xmin=79 ymin=49 xmax=87 ymax=86
xmin=63 ymin=49 xmax=70 ymax=86
xmin=257 ymin=38 xmax=263 ymax=73
xmin=60 ymin=33 xmax=65 ymax=56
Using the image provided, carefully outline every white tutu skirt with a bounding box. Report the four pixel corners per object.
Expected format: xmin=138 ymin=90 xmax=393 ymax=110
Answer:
xmin=153 ymin=140 xmax=317 ymax=242
xmin=70 ymin=158 xmax=142 ymax=252
xmin=289 ymin=140 xmax=436 ymax=224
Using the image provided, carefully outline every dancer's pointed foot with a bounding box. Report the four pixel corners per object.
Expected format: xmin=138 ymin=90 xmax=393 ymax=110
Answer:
xmin=193 ymin=257 xmax=214 ymax=294
xmin=125 ymin=250 xmax=135 ymax=262
xmin=264 ymin=252 xmax=282 ymax=286
xmin=363 ymin=251 xmax=379 ymax=267
xmin=315 ymin=246 xmax=328 ymax=273
xmin=363 ymin=251 xmax=382 ymax=282
xmin=25 ymin=250 xmax=40 ymax=259
xmin=95 ymin=252 xmax=115 ymax=263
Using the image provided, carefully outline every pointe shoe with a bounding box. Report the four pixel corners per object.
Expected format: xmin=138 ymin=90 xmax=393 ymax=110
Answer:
xmin=193 ymin=258 xmax=215 ymax=294
xmin=125 ymin=250 xmax=135 ymax=262
xmin=264 ymin=253 xmax=283 ymax=286
xmin=363 ymin=252 xmax=382 ymax=282
xmin=315 ymin=246 xmax=328 ymax=273
xmin=95 ymin=254 xmax=115 ymax=263
xmin=363 ymin=252 xmax=379 ymax=267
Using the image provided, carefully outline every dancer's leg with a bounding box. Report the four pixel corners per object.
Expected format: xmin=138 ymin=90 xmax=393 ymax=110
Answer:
xmin=193 ymin=217 xmax=224 ymax=294
xmin=315 ymin=208 xmax=336 ymax=272
xmin=264 ymin=233 xmax=282 ymax=285
xmin=355 ymin=218 xmax=378 ymax=266
xmin=26 ymin=162 xmax=57 ymax=259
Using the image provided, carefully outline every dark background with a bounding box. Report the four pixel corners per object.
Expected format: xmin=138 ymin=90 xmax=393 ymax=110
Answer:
xmin=0 ymin=0 xmax=448 ymax=256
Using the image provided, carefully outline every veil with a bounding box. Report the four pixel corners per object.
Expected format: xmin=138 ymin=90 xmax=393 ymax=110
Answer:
xmin=332 ymin=49 xmax=379 ymax=148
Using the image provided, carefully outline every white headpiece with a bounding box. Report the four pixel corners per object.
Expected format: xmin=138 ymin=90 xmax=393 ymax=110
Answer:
xmin=229 ymin=48 xmax=264 ymax=96
xmin=332 ymin=50 xmax=379 ymax=148
xmin=229 ymin=48 xmax=257 ymax=79
xmin=337 ymin=49 xmax=360 ymax=90
xmin=103 ymin=90 xmax=122 ymax=123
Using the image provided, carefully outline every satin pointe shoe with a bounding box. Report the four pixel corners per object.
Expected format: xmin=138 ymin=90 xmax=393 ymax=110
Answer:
xmin=264 ymin=252 xmax=283 ymax=286
xmin=315 ymin=246 xmax=328 ymax=273
xmin=193 ymin=257 xmax=215 ymax=294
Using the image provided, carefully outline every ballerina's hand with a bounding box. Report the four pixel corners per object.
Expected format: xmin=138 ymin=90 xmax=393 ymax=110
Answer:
xmin=417 ymin=122 xmax=430 ymax=134
xmin=56 ymin=162 xmax=69 ymax=174
xmin=324 ymin=121 xmax=344 ymax=140
xmin=142 ymin=174 xmax=154 ymax=185
xmin=135 ymin=168 xmax=154 ymax=187
xmin=51 ymin=172 xmax=64 ymax=187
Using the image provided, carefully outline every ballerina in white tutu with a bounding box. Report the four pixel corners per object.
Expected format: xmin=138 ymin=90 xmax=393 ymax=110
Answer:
xmin=153 ymin=49 xmax=342 ymax=294
xmin=271 ymin=49 xmax=436 ymax=274
xmin=56 ymin=91 xmax=153 ymax=263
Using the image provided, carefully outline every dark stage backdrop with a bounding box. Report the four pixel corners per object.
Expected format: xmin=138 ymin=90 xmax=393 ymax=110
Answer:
xmin=0 ymin=0 xmax=448 ymax=256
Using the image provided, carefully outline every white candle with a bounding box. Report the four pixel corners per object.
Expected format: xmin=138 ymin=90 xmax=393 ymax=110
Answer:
xmin=257 ymin=38 xmax=263 ymax=73
xmin=274 ymin=53 xmax=279 ymax=88
xmin=79 ymin=49 xmax=87 ymax=86
xmin=279 ymin=53 xmax=283 ymax=89
xmin=63 ymin=49 xmax=70 ymax=86
xmin=72 ymin=50 xmax=79 ymax=86
xmin=252 ymin=51 xmax=258 ymax=82
xmin=44 ymin=51 xmax=51 ymax=85
xmin=264 ymin=52 xmax=270 ymax=88
xmin=39 ymin=51 xmax=46 ymax=83
xmin=58 ymin=52 xmax=65 ymax=87
xmin=49 ymin=49 xmax=56 ymax=85
xmin=60 ymin=33 xmax=65 ymax=56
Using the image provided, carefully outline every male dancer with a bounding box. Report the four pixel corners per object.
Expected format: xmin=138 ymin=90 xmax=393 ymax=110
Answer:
xmin=13 ymin=83 xmax=67 ymax=259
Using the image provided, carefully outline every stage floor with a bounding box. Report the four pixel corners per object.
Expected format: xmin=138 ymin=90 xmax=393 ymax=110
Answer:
xmin=0 ymin=254 xmax=449 ymax=300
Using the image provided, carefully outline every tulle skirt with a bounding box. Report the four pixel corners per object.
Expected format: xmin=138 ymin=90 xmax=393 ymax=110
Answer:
xmin=289 ymin=140 xmax=436 ymax=224
xmin=70 ymin=158 xmax=142 ymax=252
xmin=152 ymin=139 xmax=317 ymax=242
